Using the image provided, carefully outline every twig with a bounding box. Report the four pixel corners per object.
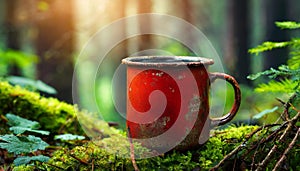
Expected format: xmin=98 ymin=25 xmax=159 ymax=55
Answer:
xmin=211 ymin=123 xmax=284 ymax=171
xmin=249 ymin=125 xmax=286 ymax=171
xmin=210 ymin=122 xmax=294 ymax=171
xmin=209 ymin=126 xmax=267 ymax=171
xmin=43 ymin=162 xmax=65 ymax=170
xmin=232 ymin=157 xmax=237 ymax=171
xmin=91 ymin=158 xmax=95 ymax=171
xmin=211 ymin=94 xmax=299 ymax=171
xmin=108 ymin=122 xmax=119 ymax=127
xmin=243 ymin=123 xmax=287 ymax=160
xmin=127 ymin=127 xmax=140 ymax=171
xmin=70 ymin=154 xmax=89 ymax=165
xmin=276 ymin=93 xmax=297 ymax=121
xmin=250 ymin=137 xmax=263 ymax=171
xmin=289 ymin=103 xmax=300 ymax=113
xmin=272 ymin=128 xmax=300 ymax=171
xmin=244 ymin=123 xmax=285 ymax=170
xmin=57 ymin=117 xmax=75 ymax=134
xmin=0 ymin=114 xmax=8 ymax=122
xmin=276 ymin=98 xmax=285 ymax=105
xmin=256 ymin=112 xmax=300 ymax=171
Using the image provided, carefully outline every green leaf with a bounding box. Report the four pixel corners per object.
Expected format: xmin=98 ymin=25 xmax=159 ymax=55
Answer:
xmin=275 ymin=21 xmax=300 ymax=30
xmin=288 ymin=53 xmax=300 ymax=70
xmin=255 ymin=79 xmax=299 ymax=93
xmin=9 ymin=127 xmax=49 ymax=135
xmin=247 ymin=68 xmax=279 ymax=80
xmin=54 ymin=134 xmax=85 ymax=141
xmin=6 ymin=114 xmax=49 ymax=135
xmin=253 ymin=106 xmax=279 ymax=119
xmin=35 ymin=80 xmax=57 ymax=94
xmin=247 ymin=65 xmax=300 ymax=80
xmin=6 ymin=76 xmax=57 ymax=94
xmin=249 ymin=41 xmax=290 ymax=55
xmin=6 ymin=113 xmax=40 ymax=129
xmin=13 ymin=155 xmax=50 ymax=166
xmin=0 ymin=135 xmax=49 ymax=154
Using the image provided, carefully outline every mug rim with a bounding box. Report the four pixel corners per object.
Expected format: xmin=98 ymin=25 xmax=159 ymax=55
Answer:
xmin=122 ymin=56 xmax=214 ymax=67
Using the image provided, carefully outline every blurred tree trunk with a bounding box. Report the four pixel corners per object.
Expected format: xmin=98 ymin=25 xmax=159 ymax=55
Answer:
xmin=263 ymin=0 xmax=289 ymax=70
xmin=180 ymin=0 xmax=193 ymax=23
xmin=225 ymin=0 xmax=251 ymax=85
xmin=104 ymin=0 xmax=128 ymax=63
xmin=137 ymin=0 xmax=153 ymax=52
xmin=94 ymin=0 xmax=128 ymax=124
xmin=35 ymin=0 xmax=74 ymax=103
xmin=4 ymin=0 xmax=21 ymax=76
xmin=179 ymin=0 xmax=197 ymax=53
xmin=287 ymin=0 xmax=300 ymax=21
xmin=115 ymin=0 xmax=128 ymax=57
xmin=100 ymin=0 xmax=128 ymax=76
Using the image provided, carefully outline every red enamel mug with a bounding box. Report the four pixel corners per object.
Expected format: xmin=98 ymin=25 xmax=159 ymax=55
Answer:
xmin=122 ymin=56 xmax=241 ymax=152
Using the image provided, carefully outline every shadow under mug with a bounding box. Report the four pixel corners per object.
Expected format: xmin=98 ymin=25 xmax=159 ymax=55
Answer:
xmin=122 ymin=56 xmax=241 ymax=152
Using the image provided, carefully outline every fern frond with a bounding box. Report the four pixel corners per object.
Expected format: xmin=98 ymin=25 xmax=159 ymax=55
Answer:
xmin=290 ymin=38 xmax=300 ymax=49
xmin=247 ymin=65 xmax=299 ymax=80
xmin=247 ymin=68 xmax=280 ymax=80
xmin=288 ymin=53 xmax=300 ymax=70
xmin=249 ymin=20 xmax=300 ymax=95
xmin=249 ymin=41 xmax=290 ymax=55
xmin=255 ymin=79 xmax=299 ymax=93
xmin=275 ymin=21 xmax=300 ymax=29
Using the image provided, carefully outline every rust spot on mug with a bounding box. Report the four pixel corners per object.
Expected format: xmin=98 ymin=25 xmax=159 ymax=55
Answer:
xmin=178 ymin=75 xmax=186 ymax=80
xmin=185 ymin=95 xmax=201 ymax=121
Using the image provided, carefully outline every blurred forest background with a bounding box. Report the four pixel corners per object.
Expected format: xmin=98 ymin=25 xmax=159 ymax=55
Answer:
xmin=1 ymin=0 xmax=300 ymax=126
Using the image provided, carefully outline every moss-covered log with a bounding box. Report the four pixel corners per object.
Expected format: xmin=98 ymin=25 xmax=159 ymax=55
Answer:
xmin=1 ymin=82 xmax=299 ymax=170
xmin=0 ymin=81 xmax=82 ymax=134
xmin=14 ymin=126 xmax=258 ymax=171
xmin=15 ymin=124 xmax=299 ymax=171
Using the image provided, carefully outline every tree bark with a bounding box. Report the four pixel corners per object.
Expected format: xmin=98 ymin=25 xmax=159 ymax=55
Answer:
xmin=180 ymin=0 xmax=193 ymax=24
xmin=225 ymin=0 xmax=251 ymax=85
xmin=263 ymin=0 xmax=289 ymax=70
xmin=35 ymin=0 xmax=74 ymax=103
xmin=179 ymin=0 xmax=196 ymax=54
xmin=137 ymin=0 xmax=153 ymax=52
xmin=4 ymin=0 xmax=21 ymax=76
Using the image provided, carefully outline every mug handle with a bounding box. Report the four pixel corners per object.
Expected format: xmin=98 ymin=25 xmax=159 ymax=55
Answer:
xmin=209 ymin=72 xmax=241 ymax=127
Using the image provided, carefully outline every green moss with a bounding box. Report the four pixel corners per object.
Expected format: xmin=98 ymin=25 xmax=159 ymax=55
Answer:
xmin=12 ymin=165 xmax=35 ymax=171
xmin=34 ymin=124 xmax=297 ymax=171
xmin=0 ymin=81 xmax=124 ymax=138
xmin=26 ymin=126 xmax=258 ymax=171
xmin=2 ymin=81 xmax=298 ymax=170
xmin=0 ymin=81 xmax=82 ymax=134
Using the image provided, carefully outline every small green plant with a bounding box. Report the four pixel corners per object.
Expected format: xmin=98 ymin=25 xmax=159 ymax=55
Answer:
xmin=248 ymin=21 xmax=300 ymax=120
xmin=0 ymin=81 xmax=80 ymax=134
xmin=0 ymin=113 xmax=50 ymax=166
xmin=6 ymin=113 xmax=50 ymax=135
xmin=248 ymin=21 xmax=300 ymax=94
xmin=54 ymin=134 xmax=85 ymax=141
xmin=0 ymin=49 xmax=38 ymax=77
xmin=5 ymin=76 xmax=57 ymax=94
